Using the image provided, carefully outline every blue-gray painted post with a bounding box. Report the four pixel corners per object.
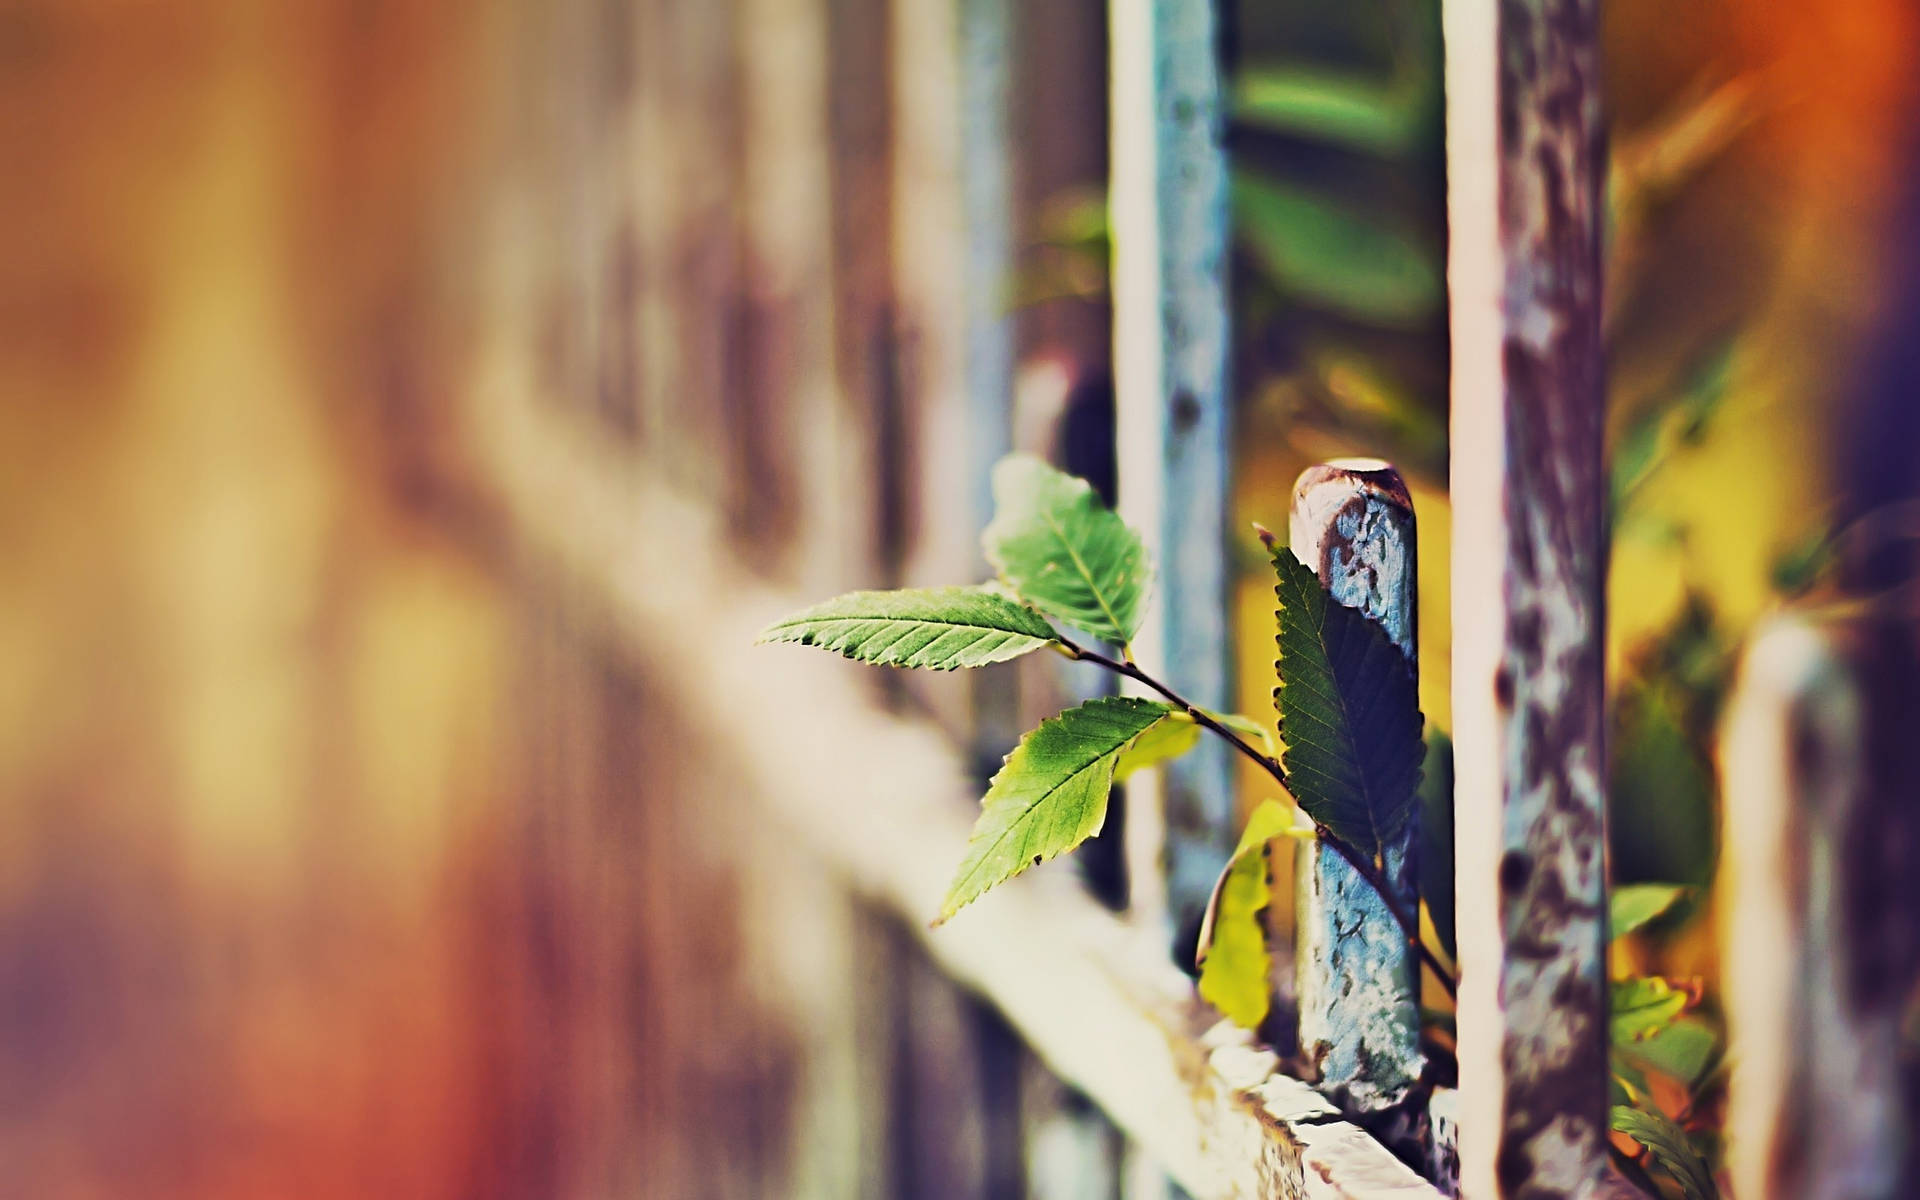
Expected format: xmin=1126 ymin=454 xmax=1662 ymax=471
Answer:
xmin=1109 ymin=0 xmax=1236 ymax=945
xmin=958 ymin=0 xmax=1021 ymax=763
xmin=961 ymin=0 xmax=1014 ymax=553
xmin=1289 ymin=461 xmax=1424 ymax=1114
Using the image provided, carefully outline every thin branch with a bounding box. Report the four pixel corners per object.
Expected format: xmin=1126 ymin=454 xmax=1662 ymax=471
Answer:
xmin=1059 ymin=639 xmax=1285 ymax=781
xmin=1057 ymin=634 xmax=1460 ymax=1000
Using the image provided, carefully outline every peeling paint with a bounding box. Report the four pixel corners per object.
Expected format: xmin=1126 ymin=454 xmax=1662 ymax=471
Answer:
xmin=1289 ymin=464 xmax=1424 ymax=1117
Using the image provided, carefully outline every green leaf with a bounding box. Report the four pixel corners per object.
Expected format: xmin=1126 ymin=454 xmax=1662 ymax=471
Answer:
xmin=1211 ymin=711 xmax=1281 ymax=759
xmin=1610 ymin=686 xmax=1717 ymax=888
xmin=1612 ymin=976 xmax=1690 ymax=1045
xmin=1113 ymin=712 xmax=1201 ymax=783
xmin=1610 ymin=883 xmax=1688 ymax=941
xmin=938 ymin=697 xmax=1173 ymax=922
xmin=983 ymin=455 xmax=1150 ymax=646
xmin=1270 ymin=547 xmax=1424 ymax=860
xmin=1196 ymin=800 xmax=1297 ymax=1028
xmin=1617 ymin=1016 xmax=1720 ymax=1088
xmin=1233 ymin=174 xmax=1442 ymax=327
xmin=1232 ymin=64 xmax=1430 ymax=155
xmin=1418 ymin=729 xmax=1456 ymax=959
xmin=1611 ymin=1106 xmax=1720 ymax=1200
xmin=757 ymin=586 xmax=1059 ymax=670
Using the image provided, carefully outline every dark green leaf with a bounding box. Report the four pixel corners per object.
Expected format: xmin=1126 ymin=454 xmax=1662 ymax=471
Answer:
xmin=1233 ymin=174 xmax=1442 ymax=327
xmin=938 ymin=698 xmax=1173 ymax=922
xmin=1418 ymin=728 xmax=1456 ymax=959
xmin=757 ymin=586 xmax=1060 ymax=670
xmin=983 ymin=455 xmax=1150 ymax=646
xmin=1610 ymin=687 xmax=1717 ymax=888
xmin=1611 ymin=1106 xmax=1720 ymax=1200
xmin=1196 ymin=800 xmax=1299 ymax=1028
xmin=1271 ymin=547 xmax=1424 ymax=860
xmin=1610 ymin=883 xmax=1688 ymax=941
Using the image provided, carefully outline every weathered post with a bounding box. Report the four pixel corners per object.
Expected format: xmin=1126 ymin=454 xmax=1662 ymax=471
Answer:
xmin=1109 ymin=0 xmax=1236 ymax=948
xmin=1289 ymin=460 xmax=1424 ymax=1114
xmin=1443 ymin=0 xmax=1612 ymax=1193
xmin=1719 ymin=614 xmax=1920 ymax=1200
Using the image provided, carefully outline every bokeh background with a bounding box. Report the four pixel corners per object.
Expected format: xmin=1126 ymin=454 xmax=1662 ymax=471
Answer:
xmin=4 ymin=0 xmax=1918 ymax=1196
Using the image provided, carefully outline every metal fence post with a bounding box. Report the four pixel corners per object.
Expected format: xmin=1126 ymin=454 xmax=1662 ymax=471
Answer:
xmin=1443 ymin=0 xmax=1612 ymax=1191
xmin=1109 ymin=0 xmax=1235 ymax=951
xmin=1289 ymin=460 xmax=1425 ymax=1113
xmin=1720 ymin=614 xmax=1920 ymax=1200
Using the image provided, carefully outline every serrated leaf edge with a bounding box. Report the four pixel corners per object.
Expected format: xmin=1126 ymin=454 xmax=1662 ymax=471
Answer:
xmin=936 ymin=696 xmax=1173 ymax=923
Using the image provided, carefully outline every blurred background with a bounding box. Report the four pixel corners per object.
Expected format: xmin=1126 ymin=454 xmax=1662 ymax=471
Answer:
xmin=4 ymin=0 xmax=1918 ymax=1196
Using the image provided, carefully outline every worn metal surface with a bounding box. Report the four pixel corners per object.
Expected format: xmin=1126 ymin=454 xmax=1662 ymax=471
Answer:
xmin=1720 ymin=616 xmax=1920 ymax=1199
xmin=1443 ymin=0 xmax=1611 ymax=1193
xmin=1288 ymin=461 xmax=1424 ymax=1114
xmin=1109 ymin=0 xmax=1236 ymax=946
xmin=959 ymin=0 xmax=1015 ymax=562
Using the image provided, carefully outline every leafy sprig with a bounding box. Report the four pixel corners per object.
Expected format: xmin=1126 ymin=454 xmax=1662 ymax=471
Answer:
xmin=758 ymin=454 xmax=1456 ymax=1022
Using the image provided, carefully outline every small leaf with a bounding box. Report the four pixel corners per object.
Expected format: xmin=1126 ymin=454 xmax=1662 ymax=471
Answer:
xmin=1211 ymin=711 xmax=1281 ymax=759
xmin=1113 ymin=712 xmax=1201 ymax=782
xmin=1616 ymin=1016 xmax=1720 ymax=1088
xmin=983 ymin=454 xmax=1150 ymax=645
xmin=1233 ymin=174 xmax=1441 ymax=327
xmin=1612 ymin=976 xmax=1691 ymax=1045
xmin=1418 ymin=729 xmax=1456 ymax=959
xmin=757 ymin=586 xmax=1058 ymax=670
xmin=1611 ymin=1105 xmax=1721 ymax=1200
xmin=1270 ymin=547 xmax=1424 ymax=860
xmin=1196 ymin=800 xmax=1296 ymax=1028
xmin=1610 ymin=883 xmax=1688 ymax=941
xmin=938 ymin=697 xmax=1173 ymax=922
xmin=1232 ymin=64 xmax=1430 ymax=155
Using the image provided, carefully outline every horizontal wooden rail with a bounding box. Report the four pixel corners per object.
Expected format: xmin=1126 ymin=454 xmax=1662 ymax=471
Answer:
xmin=463 ymin=390 xmax=1444 ymax=1200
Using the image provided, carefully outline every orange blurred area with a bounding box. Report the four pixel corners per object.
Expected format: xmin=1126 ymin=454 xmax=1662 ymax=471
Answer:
xmin=2 ymin=0 xmax=1917 ymax=1196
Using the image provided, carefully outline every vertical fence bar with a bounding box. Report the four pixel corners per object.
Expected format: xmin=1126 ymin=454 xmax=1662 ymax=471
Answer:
xmin=1109 ymin=0 xmax=1235 ymax=948
xmin=959 ymin=0 xmax=1015 ymax=549
xmin=1443 ymin=0 xmax=1611 ymax=1192
xmin=958 ymin=0 xmax=1022 ymax=764
xmin=1289 ymin=461 xmax=1424 ymax=1112
xmin=1719 ymin=615 xmax=1920 ymax=1200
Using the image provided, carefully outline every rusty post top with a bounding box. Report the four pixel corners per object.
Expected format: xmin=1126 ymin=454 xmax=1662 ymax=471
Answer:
xmin=1292 ymin=458 xmax=1413 ymax=515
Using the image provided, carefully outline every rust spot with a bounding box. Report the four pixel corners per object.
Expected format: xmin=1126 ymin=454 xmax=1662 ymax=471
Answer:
xmin=1499 ymin=852 xmax=1532 ymax=896
xmin=1171 ymin=389 xmax=1202 ymax=432
xmin=1496 ymin=1141 xmax=1533 ymax=1194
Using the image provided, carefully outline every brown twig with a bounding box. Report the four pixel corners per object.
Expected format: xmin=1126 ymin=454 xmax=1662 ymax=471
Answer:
xmin=1057 ymin=635 xmax=1459 ymax=998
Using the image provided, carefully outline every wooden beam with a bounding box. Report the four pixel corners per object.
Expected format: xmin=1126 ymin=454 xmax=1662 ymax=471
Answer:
xmin=1289 ymin=461 xmax=1424 ymax=1114
xmin=1442 ymin=0 xmax=1611 ymax=1193
xmin=1109 ymin=0 xmax=1236 ymax=945
xmin=464 ymin=391 xmax=1446 ymax=1200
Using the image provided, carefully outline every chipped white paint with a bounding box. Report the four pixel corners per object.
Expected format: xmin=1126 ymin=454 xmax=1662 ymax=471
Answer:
xmin=1720 ymin=617 xmax=1910 ymax=1200
xmin=1289 ymin=462 xmax=1423 ymax=1114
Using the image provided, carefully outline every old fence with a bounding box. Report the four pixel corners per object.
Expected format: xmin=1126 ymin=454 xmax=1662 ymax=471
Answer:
xmin=454 ymin=0 xmax=1915 ymax=1196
